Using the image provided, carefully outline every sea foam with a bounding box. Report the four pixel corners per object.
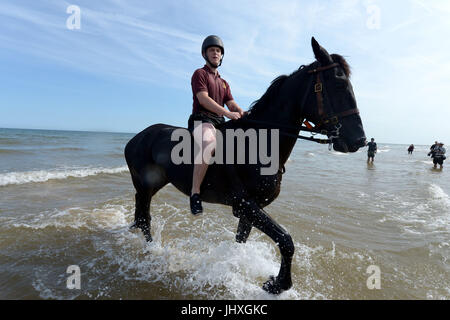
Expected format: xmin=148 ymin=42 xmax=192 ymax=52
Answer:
xmin=429 ymin=184 xmax=450 ymax=209
xmin=0 ymin=166 xmax=129 ymax=186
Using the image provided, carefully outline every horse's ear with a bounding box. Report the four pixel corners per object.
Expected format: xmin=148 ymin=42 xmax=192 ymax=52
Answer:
xmin=311 ymin=37 xmax=333 ymax=66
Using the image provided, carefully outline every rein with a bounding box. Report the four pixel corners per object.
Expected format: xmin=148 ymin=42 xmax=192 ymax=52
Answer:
xmin=241 ymin=62 xmax=359 ymax=146
xmin=239 ymin=118 xmax=332 ymax=144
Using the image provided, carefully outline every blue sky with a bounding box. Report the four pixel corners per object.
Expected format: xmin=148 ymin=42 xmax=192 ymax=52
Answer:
xmin=0 ymin=0 xmax=449 ymax=145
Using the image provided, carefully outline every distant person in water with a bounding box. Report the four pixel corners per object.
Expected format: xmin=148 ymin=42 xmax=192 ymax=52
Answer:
xmin=428 ymin=141 xmax=438 ymax=158
xmin=408 ymin=144 xmax=414 ymax=154
xmin=367 ymin=138 xmax=377 ymax=163
xmin=432 ymin=142 xmax=446 ymax=169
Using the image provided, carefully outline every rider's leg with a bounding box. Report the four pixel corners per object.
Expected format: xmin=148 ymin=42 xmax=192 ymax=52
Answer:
xmin=191 ymin=122 xmax=217 ymax=195
xmin=190 ymin=123 xmax=216 ymax=215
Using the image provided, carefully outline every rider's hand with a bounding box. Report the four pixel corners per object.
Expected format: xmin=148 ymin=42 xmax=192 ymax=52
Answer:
xmin=239 ymin=110 xmax=248 ymax=117
xmin=225 ymin=111 xmax=241 ymax=120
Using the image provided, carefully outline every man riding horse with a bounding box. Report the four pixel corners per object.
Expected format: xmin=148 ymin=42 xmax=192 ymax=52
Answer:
xmin=124 ymin=37 xmax=366 ymax=294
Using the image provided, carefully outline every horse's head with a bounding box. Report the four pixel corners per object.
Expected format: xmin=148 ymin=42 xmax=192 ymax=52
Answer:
xmin=302 ymin=37 xmax=366 ymax=153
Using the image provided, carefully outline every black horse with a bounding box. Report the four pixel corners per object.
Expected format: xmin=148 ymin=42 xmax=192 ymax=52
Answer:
xmin=124 ymin=37 xmax=366 ymax=294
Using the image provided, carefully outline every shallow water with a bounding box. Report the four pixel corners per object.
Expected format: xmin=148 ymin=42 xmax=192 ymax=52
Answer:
xmin=1 ymin=128 xmax=449 ymax=299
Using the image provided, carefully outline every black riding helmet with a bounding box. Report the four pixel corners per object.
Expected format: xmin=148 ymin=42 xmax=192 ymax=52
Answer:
xmin=201 ymin=35 xmax=224 ymax=67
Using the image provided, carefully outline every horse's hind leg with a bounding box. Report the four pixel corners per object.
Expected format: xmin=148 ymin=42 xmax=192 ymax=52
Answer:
xmin=130 ymin=189 xmax=152 ymax=241
xmin=129 ymin=173 xmax=152 ymax=241
xmin=129 ymin=165 xmax=168 ymax=242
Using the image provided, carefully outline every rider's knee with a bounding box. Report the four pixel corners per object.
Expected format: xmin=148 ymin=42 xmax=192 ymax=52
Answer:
xmin=202 ymin=134 xmax=216 ymax=146
xmin=202 ymin=127 xmax=216 ymax=142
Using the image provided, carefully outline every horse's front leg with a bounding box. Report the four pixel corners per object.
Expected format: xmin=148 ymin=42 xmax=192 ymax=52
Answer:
xmin=240 ymin=200 xmax=294 ymax=294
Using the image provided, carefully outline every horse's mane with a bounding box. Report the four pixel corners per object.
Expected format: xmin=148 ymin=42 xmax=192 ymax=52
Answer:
xmin=247 ymin=75 xmax=288 ymax=115
xmin=246 ymin=54 xmax=351 ymax=116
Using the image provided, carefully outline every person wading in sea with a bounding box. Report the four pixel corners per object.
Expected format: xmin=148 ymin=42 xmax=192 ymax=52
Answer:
xmin=432 ymin=142 xmax=446 ymax=169
xmin=408 ymin=144 xmax=414 ymax=154
xmin=188 ymin=35 xmax=244 ymax=215
xmin=367 ymin=138 xmax=377 ymax=163
xmin=428 ymin=141 xmax=438 ymax=158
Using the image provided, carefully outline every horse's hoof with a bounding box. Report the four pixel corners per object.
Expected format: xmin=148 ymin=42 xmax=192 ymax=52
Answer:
xmin=140 ymin=228 xmax=152 ymax=242
xmin=144 ymin=232 xmax=153 ymax=242
xmin=129 ymin=222 xmax=138 ymax=230
xmin=235 ymin=236 xmax=247 ymax=244
xmin=129 ymin=222 xmax=152 ymax=242
xmin=262 ymin=276 xmax=291 ymax=295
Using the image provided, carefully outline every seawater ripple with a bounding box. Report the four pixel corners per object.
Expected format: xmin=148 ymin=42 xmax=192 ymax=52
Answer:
xmin=0 ymin=166 xmax=129 ymax=186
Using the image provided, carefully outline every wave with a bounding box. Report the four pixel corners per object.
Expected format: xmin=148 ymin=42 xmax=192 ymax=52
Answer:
xmin=429 ymin=184 xmax=450 ymax=208
xmin=0 ymin=148 xmax=32 ymax=155
xmin=330 ymin=151 xmax=348 ymax=156
xmin=106 ymin=153 xmax=125 ymax=158
xmin=0 ymin=147 xmax=89 ymax=154
xmin=0 ymin=138 xmax=19 ymax=145
xmin=9 ymin=202 xmax=131 ymax=231
xmin=0 ymin=166 xmax=129 ymax=186
xmin=386 ymin=183 xmax=450 ymax=235
xmin=46 ymin=147 xmax=86 ymax=152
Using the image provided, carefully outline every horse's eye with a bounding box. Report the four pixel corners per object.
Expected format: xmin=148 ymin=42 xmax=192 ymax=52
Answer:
xmin=337 ymin=71 xmax=344 ymax=77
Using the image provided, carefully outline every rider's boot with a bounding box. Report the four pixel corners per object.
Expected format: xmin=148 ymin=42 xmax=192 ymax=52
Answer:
xmin=190 ymin=193 xmax=203 ymax=215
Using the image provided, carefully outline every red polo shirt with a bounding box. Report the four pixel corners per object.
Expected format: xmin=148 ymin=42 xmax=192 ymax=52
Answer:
xmin=191 ymin=65 xmax=234 ymax=115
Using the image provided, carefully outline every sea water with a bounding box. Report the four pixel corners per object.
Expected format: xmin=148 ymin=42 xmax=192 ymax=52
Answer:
xmin=1 ymin=128 xmax=449 ymax=299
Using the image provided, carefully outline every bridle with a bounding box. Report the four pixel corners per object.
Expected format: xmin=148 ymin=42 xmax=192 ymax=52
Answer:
xmin=306 ymin=63 xmax=359 ymax=140
xmin=242 ymin=62 xmax=360 ymax=146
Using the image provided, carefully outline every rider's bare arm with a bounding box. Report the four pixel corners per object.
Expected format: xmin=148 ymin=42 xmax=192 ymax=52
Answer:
xmin=225 ymin=100 xmax=245 ymax=116
xmin=196 ymin=91 xmax=241 ymax=120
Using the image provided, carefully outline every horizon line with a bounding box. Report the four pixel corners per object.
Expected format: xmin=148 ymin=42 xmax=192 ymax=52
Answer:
xmin=0 ymin=127 xmax=434 ymax=146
